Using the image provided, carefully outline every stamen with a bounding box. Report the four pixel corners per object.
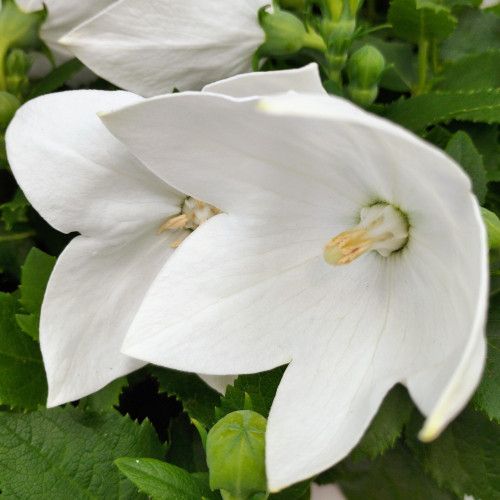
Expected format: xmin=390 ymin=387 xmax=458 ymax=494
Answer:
xmin=324 ymin=204 xmax=409 ymax=266
xmin=158 ymin=197 xmax=221 ymax=236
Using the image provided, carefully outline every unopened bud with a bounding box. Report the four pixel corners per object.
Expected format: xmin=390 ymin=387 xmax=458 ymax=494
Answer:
xmin=207 ymin=410 xmax=268 ymax=500
xmin=258 ymin=8 xmax=307 ymax=56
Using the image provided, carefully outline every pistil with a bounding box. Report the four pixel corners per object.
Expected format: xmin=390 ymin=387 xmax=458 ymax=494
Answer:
xmin=324 ymin=203 xmax=409 ymax=265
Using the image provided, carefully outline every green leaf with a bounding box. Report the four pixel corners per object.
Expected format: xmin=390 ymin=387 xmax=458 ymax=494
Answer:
xmin=388 ymin=0 xmax=456 ymax=44
xmin=0 ymin=292 xmax=47 ymax=409
xmin=319 ymin=442 xmax=454 ymax=499
xmin=166 ymin=414 xmax=208 ymax=473
xmin=351 ymin=385 xmax=415 ymax=461
xmin=433 ymin=51 xmax=500 ymax=92
xmin=0 ymin=188 xmax=28 ymax=230
xmin=407 ymin=406 xmax=500 ymax=499
xmin=445 ymin=131 xmax=487 ymax=203
xmin=459 ymin=123 xmax=500 ymax=174
xmin=472 ymin=292 xmax=500 ymax=420
xmin=27 ymin=58 xmax=85 ymax=99
xmin=216 ymin=366 xmax=286 ymax=421
xmin=78 ymin=376 xmax=128 ymax=411
xmin=0 ymin=406 xmax=166 ymax=499
xmin=115 ymin=458 xmax=220 ymax=500
xmin=15 ymin=247 xmax=55 ymax=340
xmin=270 ymin=479 xmax=312 ymax=500
xmin=383 ymin=90 xmax=500 ymax=133
xmin=440 ymin=9 xmax=500 ymax=61
xmin=481 ymin=208 xmax=500 ymax=251
xmin=150 ymin=366 xmax=220 ymax=428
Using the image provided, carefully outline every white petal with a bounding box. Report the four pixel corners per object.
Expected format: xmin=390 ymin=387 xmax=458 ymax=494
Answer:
xmin=42 ymin=226 xmax=188 ymax=406
xmin=101 ymin=92 xmax=378 ymax=221
xmin=40 ymin=0 xmax=116 ymax=61
xmin=202 ymin=64 xmax=326 ymax=98
xmin=6 ymin=90 xmax=183 ymax=238
xmin=60 ymin=0 xmax=267 ymax=96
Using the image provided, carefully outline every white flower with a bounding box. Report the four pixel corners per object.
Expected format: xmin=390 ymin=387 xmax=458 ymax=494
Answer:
xmin=5 ymin=64 xmax=325 ymax=406
xmin=310 ymin=483 xmax=346 ymax=500
xmin=5 ymin=0 xmax=115 ymax=79
xmin=100 ymin=72 xmax=488 ymax=491
xmin=59 ymin=0 xmax=268 ymax=96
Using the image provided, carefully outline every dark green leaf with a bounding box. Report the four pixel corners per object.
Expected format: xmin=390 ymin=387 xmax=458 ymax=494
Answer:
xmin=0 ymin=406 xmax=166 ymax=498
xmin=458 ymin=124 xmax=500 ymax=173
xmin=0 ymin=292 xmax=46 ymax=409
xmin=384 ymin=90 xmax=500 ymax=132
xmin=408 ymin=406 xmax=500 ymax=499
xmin=28 ymin=58 xmax=85 ymax=99
xmin=433 ymin=51 xmax=500 ymax=92
xmin=216 ymin=366 xmax=286 ymax=421
xmin=473 ymin=292 xmax=500 ymax=420
xmin=150 ymin=366 xmax=220 ymax=428
xmin=115 ymin=457 xmax=219 ymax=500
xmin=388 ymin=0 xmax=456 ymax=44
xmin=445 ymin=131 xmax=487 ymax=203
xmin=0 ymin=189 xmax=28 ymax=230
xmin=351 ymin=385 xmax=415 ymax=461
xmin=440 ymin=9 xmax=500 ymax=61
xmin=166 ymin=413 xmax=208 ymax=473
xmin=78 ymin=376 xmax=128 ymax=411
xmin=270 ymin=479 xmax=312 ymax=500
xmin=320 ymin=442 xmax=454 ymax=499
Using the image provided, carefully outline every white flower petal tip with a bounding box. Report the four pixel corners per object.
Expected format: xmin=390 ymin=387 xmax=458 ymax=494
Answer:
xmin=100 ymin=90 xmax=488 ymax=489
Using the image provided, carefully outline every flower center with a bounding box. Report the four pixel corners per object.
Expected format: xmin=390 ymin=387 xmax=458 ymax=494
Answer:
xmin=158 ymin=197 xmax=221 ymax=247
xmin=323 ymin=203 xmax=409 ymax=266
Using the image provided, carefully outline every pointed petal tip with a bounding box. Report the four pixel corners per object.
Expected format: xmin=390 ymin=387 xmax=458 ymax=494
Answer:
xmin=418 ymin=416 xmax=444 ymax=443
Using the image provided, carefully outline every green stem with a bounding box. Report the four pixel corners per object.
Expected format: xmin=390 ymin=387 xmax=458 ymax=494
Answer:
xmin=302 ymin=31 xmax=327 ymax=52
xmin=0 ymin=231 xmax=35 ymax=242
xmin=0 ymin=44 xmax=7 ymax=92
xmin=414 ymin=35 xmax=428 ymax=96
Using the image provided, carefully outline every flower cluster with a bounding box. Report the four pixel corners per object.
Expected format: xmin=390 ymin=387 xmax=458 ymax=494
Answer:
xmin=1 ymin=0 xmax=494 ymax=498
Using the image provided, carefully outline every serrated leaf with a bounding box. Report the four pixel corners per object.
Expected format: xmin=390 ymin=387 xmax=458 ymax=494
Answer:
xmin=78 ymin=376 xmax=128 ymax=411
xmin=217 ymin=366 xmax=286 ymax=421
xmin=440 ymin=9 xmax=500 ymax=61
xmin=433 ymin=51 xmax=500 ymax=92
xmin=28 ymin=58 xmax=84 ymax=99
xmin=115 ymin=458 xmax=220 ymax=500
xmin=0 ymin=406 xmax=166 ymax=499
xmin=0 ymin=189 xmax=28 ymax=230
xmin=407 ymin=406 xmax=500 ymax=499
xmin=472 ymin=292 xmax=500 ymax=420
xmin=459 ymin=124 xmax=500 ymax=173
xmin=384 ymin=90 xmax=500 ymax=132
xmin=351 ymin=384 xmax=415 ymax=461
xmin=150 ymin=366 xmax=220 ymax=428
xmin=322 ymin=442 xmax=455 ymax=499
xmin=0 ymin=292 xmax=47 ymax=409
xmin=18 ymin=247 xmax=55 ymax=314
xmin=445 ymin=131 xmax=487 ymax=203
xmin=388 ymin=0 xmax=456 ymax=44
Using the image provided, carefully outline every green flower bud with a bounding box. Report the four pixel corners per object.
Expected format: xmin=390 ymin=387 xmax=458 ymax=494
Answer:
xmin=347 ymin=45 xmax=385 ymax=89
xmin=6 ymin=49 xmax=31 ymax=77
xmin=258 ymin=8 xmax=307 ymax=56
xmin=0 ymin=0 xmax=45 ymax=52
xmin=347 ymin=85 xmax=378 ymax=107
xmin=207 ymin=410 xmax=268 ymax=500
xmin=0 ymin=91 xmax=21 ymax=130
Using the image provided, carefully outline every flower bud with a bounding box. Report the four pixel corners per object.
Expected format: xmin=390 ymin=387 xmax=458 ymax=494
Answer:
xmin=347 ymin=45 xmax=385 ymax=89
xmin=0 ymin=0 xmax=45 ymax=52
xmin=5 ymin=49 xmax=31 ymax=97
xmin=207 ymin=410 xmax=268 ymax=500
xmin=347 ymin=45 xmax=385 ymax=107
xmin=258 ymin=8 xmax=307 ymax=56
xmin=0 ymin=91 xmax=21 ymax=130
